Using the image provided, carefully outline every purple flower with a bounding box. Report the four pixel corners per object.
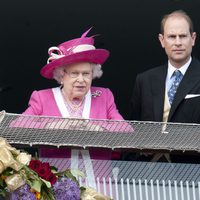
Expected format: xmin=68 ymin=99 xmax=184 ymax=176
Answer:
xmin=53 ymin=178 xmax=80 ymax=200
xmin=10 ymin=184 xmax=36 ymax=200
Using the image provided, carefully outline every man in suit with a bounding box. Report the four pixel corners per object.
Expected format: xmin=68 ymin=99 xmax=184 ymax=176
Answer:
xmin=131 ymin=10 xmax=200 ymax=123
xmin=129 ymin=10 xmax=200 ymax=163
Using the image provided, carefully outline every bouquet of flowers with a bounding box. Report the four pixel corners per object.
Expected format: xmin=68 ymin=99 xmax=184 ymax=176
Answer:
xmin=0 ymin=137 xmax=111 ymax=200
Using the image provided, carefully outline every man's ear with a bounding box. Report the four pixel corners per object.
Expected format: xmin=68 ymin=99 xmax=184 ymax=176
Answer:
xmin=191 ymin=32 xmax=197 ymax=46
xmin=158 ymin=33 xmax=165 ymax=48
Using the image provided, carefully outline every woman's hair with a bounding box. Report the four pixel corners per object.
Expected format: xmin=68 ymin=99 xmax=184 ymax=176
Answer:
xmin=53 ymin=63 xmax=103 ymax=84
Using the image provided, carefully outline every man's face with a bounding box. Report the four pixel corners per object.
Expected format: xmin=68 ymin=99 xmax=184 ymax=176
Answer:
xmin=159 ymin=16 xmax=196 ymax=68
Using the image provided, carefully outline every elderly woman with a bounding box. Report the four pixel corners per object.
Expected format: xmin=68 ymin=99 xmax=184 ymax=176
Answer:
xmin=23 ymin=28 xmax=127 ymax=188
xmin=24 ymin=28 xmax=123 ymax=120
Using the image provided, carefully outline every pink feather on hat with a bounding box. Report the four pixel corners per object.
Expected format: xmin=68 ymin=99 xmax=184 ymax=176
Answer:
xmin=40 ymin=28 xmax=109 ymax=79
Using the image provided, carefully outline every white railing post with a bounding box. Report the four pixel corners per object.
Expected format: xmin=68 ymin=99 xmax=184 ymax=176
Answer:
xmin=156 ymin=179 xmax=161 ymax=200
xmin=151 ymin=179 xmax=155 ymax=200
xmin=192 ymin=181 xmax=196 ymax=200
xmin=162 ymin=180 xmax=167 ymax=200
xmin=139 ymin=179 xmax=143 ymax=200
xmin=168 ymin=180 xmax=172 ymax=200
xmin=186 ymin=181 xmax=190 ymax=200
xmin=114 ymin=178 xmax=119 ymax=200
xmin=109 ymin=177 xmax=113 ymax=199
xmin=133 ymin=179 xmax=137 ymax=200
xmin=126 ymin=178 xmax=131 ymax=200
xmin=121 ymin=178 xmax=125 ymax=200
xmin=145 ymin=179 xmax=149 ymax=200
xmin=174 ymin=180 xmax=178 ymax=200
xmin=96 ymin=177 xmax=100 ymax=193
xmin=180 ymin=180 xmax=184 ymax=200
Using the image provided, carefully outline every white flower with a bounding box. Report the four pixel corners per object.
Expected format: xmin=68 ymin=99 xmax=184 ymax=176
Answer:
xmin=5 ymin=174 xmax=25 ymax=191
xmin=16 ymin=152 xmax=32 ymax=165
xmin=81 ymin=187 xmax=112 ymax=200
xmin=0 ymin=160 xmax=5 ymax=173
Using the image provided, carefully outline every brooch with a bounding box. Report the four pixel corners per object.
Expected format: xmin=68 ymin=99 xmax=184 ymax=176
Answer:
xmin=91 ymin=90 xmax=102 ymax=98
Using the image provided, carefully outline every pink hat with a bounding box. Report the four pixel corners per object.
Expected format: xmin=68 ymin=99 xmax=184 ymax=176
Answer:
xmin=40 ymin=28 xmax=110 ymax=79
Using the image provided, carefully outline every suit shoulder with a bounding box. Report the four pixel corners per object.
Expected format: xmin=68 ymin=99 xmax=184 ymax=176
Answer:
xmin=138 ymin=65 xmax=166 ymax=78
xmin=191 ymin=57 xmax=200 ymax=68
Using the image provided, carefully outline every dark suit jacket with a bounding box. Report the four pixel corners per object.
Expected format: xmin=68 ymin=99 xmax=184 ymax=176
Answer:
xmin=131 ymin=58 xmax=200 ymax=123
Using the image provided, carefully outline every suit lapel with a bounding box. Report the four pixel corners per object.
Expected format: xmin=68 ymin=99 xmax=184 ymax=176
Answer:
xmin=168 ymin=58 xmax=200 ymax=121
xmin=152 ymin=65 xmax=167 ymax=121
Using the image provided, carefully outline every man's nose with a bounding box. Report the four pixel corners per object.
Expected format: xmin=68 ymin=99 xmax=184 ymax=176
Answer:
xmin=175 ymin=36 xmax=181 ymax=45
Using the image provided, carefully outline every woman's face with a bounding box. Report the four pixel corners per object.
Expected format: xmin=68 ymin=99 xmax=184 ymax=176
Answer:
xmin=61 ymin=62 xmax=93 ymax=100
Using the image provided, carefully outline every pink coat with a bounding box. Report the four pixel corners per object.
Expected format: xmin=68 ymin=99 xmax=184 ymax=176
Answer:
xmin=24 ymin=86 xmax=123 ymax=120
xmin=23 ymin=86 xmax=124 ymax=160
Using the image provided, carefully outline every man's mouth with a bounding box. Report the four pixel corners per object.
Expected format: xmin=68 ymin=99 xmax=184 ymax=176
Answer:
xmin=173 ymin=49 xmax=184 ymax=53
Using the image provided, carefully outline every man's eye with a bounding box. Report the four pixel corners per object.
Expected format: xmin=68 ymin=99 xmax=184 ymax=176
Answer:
xmin=180 ymin=35 xmax=187 ymax=38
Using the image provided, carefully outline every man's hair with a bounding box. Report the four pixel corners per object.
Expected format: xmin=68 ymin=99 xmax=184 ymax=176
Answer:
xmin=160 ymin=10 xmax=194 ymax=35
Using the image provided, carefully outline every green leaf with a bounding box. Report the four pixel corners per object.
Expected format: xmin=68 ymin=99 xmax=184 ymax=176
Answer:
xmin=0 ymin=189 xmax=7 ymax=197
xmin=40 ymin=178 xmax=51 ymax=188
xmin=0 ymin=179 xmax=4 ymax=187
xmin=31 ymin=179 xmax=42 ymax=193
xmin=61 ymin=170 xmax=78 ymax=184
xmin=70 ymin=169 xmax=85 ymax=178
xmin=80 ymin=186 xmax=86 ymax=196
xmin=41 ymin=187 xmax=55 ymax=200
xmin=51 ymin=166 xmax=57 ymax=172
xmin=3 ymin=168 xmax=13 ymax=176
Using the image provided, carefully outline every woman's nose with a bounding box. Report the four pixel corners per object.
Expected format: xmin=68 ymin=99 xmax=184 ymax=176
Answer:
xmin=76 ymin=73 xmax=84 ymax=81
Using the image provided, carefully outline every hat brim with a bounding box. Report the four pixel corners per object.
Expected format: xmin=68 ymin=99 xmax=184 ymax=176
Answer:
xmin=40 ymin=49 xmax=109 ymax=79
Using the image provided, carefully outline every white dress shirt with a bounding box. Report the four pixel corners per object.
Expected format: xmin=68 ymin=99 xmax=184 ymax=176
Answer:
xmin=166 ymin=57 xmax=192 ymax=91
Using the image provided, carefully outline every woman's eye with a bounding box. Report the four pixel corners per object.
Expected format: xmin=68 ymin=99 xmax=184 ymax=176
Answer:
xmin=72 ymin=72 xmax=79 ymax=75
